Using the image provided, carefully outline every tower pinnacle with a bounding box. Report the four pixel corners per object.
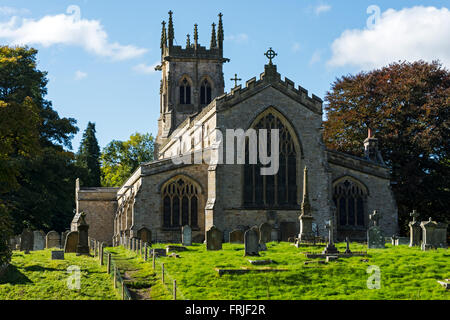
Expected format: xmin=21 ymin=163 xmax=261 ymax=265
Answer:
xmin=210 ymin=23 xmax=217 ymax=48
xmin=168 ymin=10 xmax=174 ymax=47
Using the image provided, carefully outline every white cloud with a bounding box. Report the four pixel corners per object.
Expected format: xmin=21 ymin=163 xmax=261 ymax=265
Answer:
xmin=0 ymin=6 xmax=30 ymax=16
xmin=132 ymin=62 xmax=160 ymax=74
xmin=315 ymin=4 xmax=331 ymax=15
xmin=328 ymin=6 xmax=450 ymax=69
xmin=225 ymin=33 xmax=249 ymax=43
xmin=0 ymin=6 xmax=147 ymax=61
xmin=74 ymin=70 xmax=88 ymax=80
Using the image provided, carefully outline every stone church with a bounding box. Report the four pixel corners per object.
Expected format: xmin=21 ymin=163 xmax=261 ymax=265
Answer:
xmin=71 ymin=11 xmax=398 ymax=245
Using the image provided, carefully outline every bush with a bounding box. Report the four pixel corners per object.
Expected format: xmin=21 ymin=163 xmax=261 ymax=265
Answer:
xmin=0 ymin=204 xmax=13 ymax=267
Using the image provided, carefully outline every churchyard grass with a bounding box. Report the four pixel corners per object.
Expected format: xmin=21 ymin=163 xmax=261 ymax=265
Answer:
xmin=0 ymin=249 xmax=119 ymax=300
xmin=145 ymin=242 xmax=449 ymax=300
xmin=106 ymin=247 xmax=171 ymax=300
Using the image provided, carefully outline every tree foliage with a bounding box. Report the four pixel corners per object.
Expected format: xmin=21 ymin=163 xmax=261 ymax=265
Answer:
xmin=0 ymin=46 xmax=80 ymax=235
xmin=76 ymin=122 xmax=101 ymax=187
xmin=101 ymin=133 xmax=154 ymax=187
xmin=323 ymin=60 xmax=450 ymax=234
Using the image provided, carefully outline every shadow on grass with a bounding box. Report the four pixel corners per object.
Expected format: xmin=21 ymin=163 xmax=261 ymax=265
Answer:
xmin=23 ymin=265 xmax=60 ymax=272
xmin=0 ymin=265 xmax=33 ymax=285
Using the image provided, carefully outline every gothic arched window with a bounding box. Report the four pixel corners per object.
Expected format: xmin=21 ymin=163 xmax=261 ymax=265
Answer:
xmin=243 ymin=111 xmax=299 ymax=208
xmin=333 ymin=178 xmax=367 ymax=227
xmin=179 ymin=77 xmax=191 ymax=104
xmin=200 ymin=79 xmax=212 ymax=105
xmin=162 ymin=177 xmax=199 ymax=228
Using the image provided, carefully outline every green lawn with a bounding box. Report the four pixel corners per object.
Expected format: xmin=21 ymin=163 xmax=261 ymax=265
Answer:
xmin=144 ymin=242 xmax=450 ymax=300
xmin=0 ymin=249 xmax=120 ymax=300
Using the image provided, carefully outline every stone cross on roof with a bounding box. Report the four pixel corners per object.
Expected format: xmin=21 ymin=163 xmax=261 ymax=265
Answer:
xmin=369 ymin=210 xmax=382 ymax=227
xmin=230 ymin=73 xmax=241 ymax=87
xmin=264 ymin=47 xmax=277 ymax=65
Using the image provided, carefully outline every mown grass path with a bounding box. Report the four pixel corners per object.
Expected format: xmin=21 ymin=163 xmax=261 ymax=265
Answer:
xmin=0 ymin=250 xmax=119 ymax=300
xmin=106 ymin=247 xmax=171 ymax=300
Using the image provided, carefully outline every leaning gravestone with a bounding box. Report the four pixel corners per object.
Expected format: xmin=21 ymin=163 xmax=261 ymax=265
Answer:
xmin=61 ymin=230 xmax=70 ymax=248
xmin=182 ymin=225 xmax=192 ymax=246
xmin=206 ymin=226 xmax=223 ymax=251
xmin=244 ymin=227 xmax=260 ymax=256
xmin=20 ymin=229 xmax=34 ymax=252
xmin=367 ymin=210 xmax=385 ymax=249
xmin=259 ymin=223 xmax=272 ymax=244
xmin=33 ymin=231 xmax=45 ymax=251
xmin=46 ymin=231 xmax=61 ymax=249
xmin=64 ymin=231 xmax=79 ymax=253
xmin=229 ymin=230 xmax=244 ymax=243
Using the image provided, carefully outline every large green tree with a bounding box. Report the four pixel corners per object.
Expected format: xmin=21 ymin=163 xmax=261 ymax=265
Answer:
xmin=323 ymin=60 xmax=450 ymax=234
xmin=0 ymin=46 xmax=80 ymax=234
xmin=76 ymin=122 xmax=101 ymax=187
xmin=101 ymin=133 xmax=154 ymax=187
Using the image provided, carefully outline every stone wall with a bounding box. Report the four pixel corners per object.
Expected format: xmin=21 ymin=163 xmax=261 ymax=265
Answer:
xmin=73 ymin=185 xmax=119 ymax=246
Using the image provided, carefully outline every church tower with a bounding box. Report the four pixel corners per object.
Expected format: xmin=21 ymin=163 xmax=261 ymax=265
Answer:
xmin=155 ymin=11 xmax=229 ymax=152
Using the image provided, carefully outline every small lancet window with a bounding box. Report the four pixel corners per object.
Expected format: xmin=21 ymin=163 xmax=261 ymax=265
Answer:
xmin=200 ymin=79 xmax=212 ymax=105
xmin=180 ymin=78 xmax=191 ymax=104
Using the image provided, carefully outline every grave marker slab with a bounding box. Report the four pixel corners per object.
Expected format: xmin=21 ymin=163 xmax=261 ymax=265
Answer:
xmin=64 ymin=231 xmax=79 ymax=253
xmin=33 ymin=231 xmax=45 ymax=251
xmin=229 ymin=230 xmax=244 ymax=243
xmin=206 ymin=226 xmax=223 ymax=251
xmin=20 ymin=229 xmax=34 ymax=252
xmin=46 ymin=231 xmax=61 ymax=249
xmin=244 ymin=227 xmax=259 ymax=256
xmin=182 ymin=225 xmax=192 ymax=246
xmin=51 ymin=250 xmax=64 ymax=260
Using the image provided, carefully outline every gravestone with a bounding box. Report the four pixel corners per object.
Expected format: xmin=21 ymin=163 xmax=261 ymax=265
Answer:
xmin=421 ymin=218 xmax=448 ymax=250
xmin=395 ymin=237 xmax=409 ymax=245
xmin=64 ymin=231 xmax=79 ymax=253
xmin=61 ymin=230 xmax=70 ymax=248
xmin=322 ymin=219 xmax=339 ymax=254
xmin=344 ymin=237 xmax=352 ymax=254
xmin=51 ymin=250 xmax=64 ymax=260
xmin=367 ymin=210 xmax=385 ymax=249
xmin=434 ymin=222 xmax=448 ymax=248
xmin=206 ymin=226 xmax=223 ymax=251
xmin=280 ymin=221 xmax=297 ymax=242
xmin=46 ymin=231 xmax=61 ymax=249
xmin=229 ymin=230 xmax=244 ymax=243
xmin=182 ymin=225 xmax=192 ymax=246
xmin=408 ymin=210 xmax=421 ymax=247
xmin=137 ymin=227 xmax=152 ymax=244
xmin=259 ymin=223 xmax=272 ymax=244
xmin=76 ymin=212 xmax=90 ymax=256
xmin=33 ymin=231 xmax=45 ymax=251
xmin=244 ymin=227 xmax=260 ymax=256
xmin=20 ymin=228 xmax=34 ymax=252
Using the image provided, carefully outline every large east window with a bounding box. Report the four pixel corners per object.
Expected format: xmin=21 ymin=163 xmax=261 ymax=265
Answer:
xmin=333 ymin=178 xmax=367 ymax=227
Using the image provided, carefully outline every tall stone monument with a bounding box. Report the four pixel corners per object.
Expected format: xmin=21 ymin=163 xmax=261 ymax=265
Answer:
xmin=367 ymin=210 xmax=385 ymax=249
xmin=408 ymin=210 xmax=421 ymax=247
xmin=298 ymin=166 xmax=315 ymax=243
xmin=76 ymin=212 xmax=90 ymax=256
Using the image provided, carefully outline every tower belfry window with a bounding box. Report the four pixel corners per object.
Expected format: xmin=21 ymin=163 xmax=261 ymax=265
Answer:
xmin=180 ymin=78 xmax=191 ymax=104
xmin=200 ymin=79 xmax=212 ymax=105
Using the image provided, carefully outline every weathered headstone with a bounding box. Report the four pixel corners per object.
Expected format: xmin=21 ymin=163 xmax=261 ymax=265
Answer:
xmin=322 ymin=219 xmax=339 ymax=254
xmin=137 ymin=227 xmax=152 ymax=244
xmin=64 ymin=231 xmax=79 ymax=253
xmin=61 ymin=230 xmax=70 ymax=248
xmin=206 ymin=226 xmax=223 ymax=251
xmin=229 ymin=229 xmax=244 ymax=244
xmin=421 ymin=218 xmax=448 ymax=250
xmin=280 ymin=221 xmax=297 ymax=242
xmin=20 ymin=228 xmax=34 ymax=252
xmin=259 ymin=223 xmax=272 ymax=244
xmin=33 ymin=231 xmax=45 ymax=251
xmin=367 ymin=210 xmax=385 ymax=249
xmin=51 ymin=250 xmax=64 ymax=260
xmin=76 ymin=212 xmax=90 ymax=256
xmin=344 ymin=237 xmax=352 ymax=254
xmin=46 ymin=231 xmax=61 ymax=249
xmin=182 ymin=225 xmax=192 ymax=246
xmin=244 ymin=227 xmax=260 ymax=256
xmin=409 ymin=210 xmax=421 ymax=247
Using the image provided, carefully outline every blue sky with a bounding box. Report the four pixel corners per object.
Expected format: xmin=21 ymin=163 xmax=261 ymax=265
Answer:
xmin=1 ymin=0 xmax=449 ymax=151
